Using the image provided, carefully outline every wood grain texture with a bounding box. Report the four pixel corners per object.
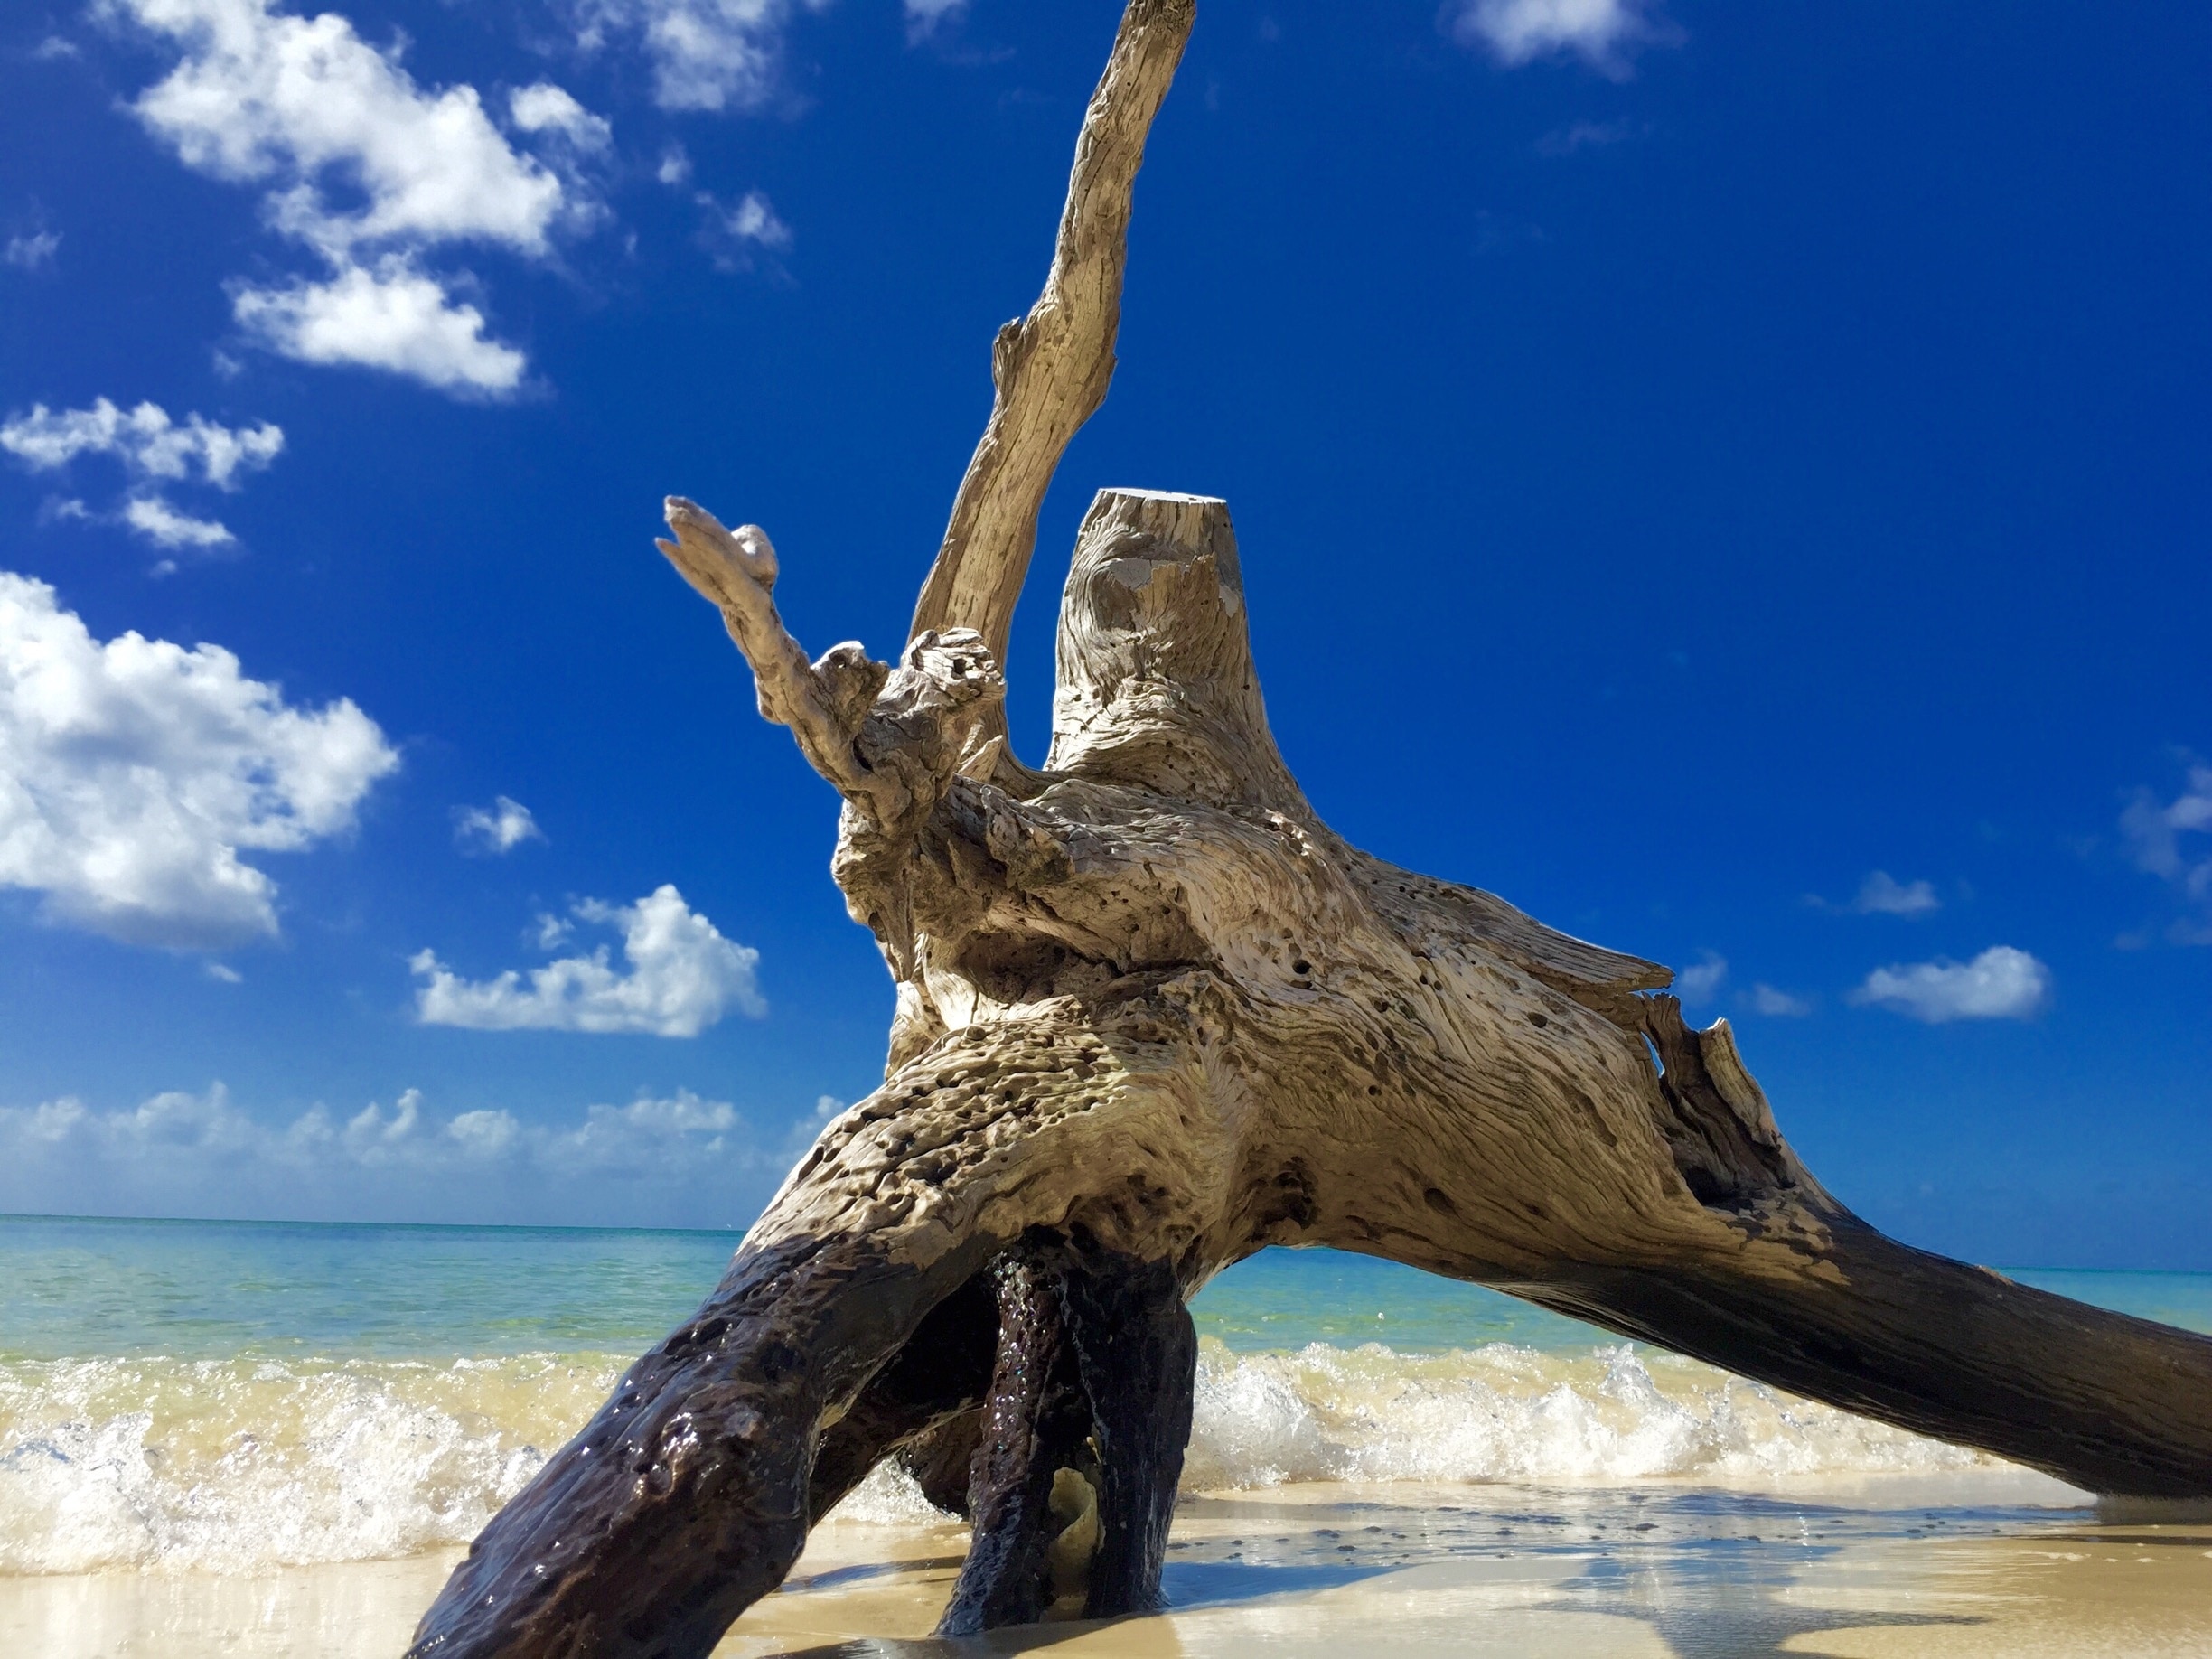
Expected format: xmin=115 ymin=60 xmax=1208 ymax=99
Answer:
xmin=908 ymin=0 xmax=1194 ymax=763
xmin=409 ymin=4 xmax=2212 ymax=1653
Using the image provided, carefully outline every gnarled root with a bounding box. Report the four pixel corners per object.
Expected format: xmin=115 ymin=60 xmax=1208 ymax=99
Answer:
xmin=938 ymin=1235 xmax=1195 ymax=1633
xmin=408 ymin=1011 xmax=1208 ymax=1658
xmin=404 ymin=1227 xmax=995 ymax=1659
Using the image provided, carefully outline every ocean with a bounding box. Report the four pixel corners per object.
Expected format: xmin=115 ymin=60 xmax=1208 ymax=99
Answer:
xmin=4 ymin=1214 xmax=2210 ymax=1655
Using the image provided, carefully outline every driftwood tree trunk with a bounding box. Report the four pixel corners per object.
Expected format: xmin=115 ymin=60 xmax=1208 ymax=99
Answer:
xmin=410 ymin=3 xmax=2212 ymax=1654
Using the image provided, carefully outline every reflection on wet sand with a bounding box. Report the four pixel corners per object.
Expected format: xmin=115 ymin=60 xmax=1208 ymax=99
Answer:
xmin=3 ymin=1482 xmax=2207 ymax=1658
xmin=715 ymin=1481 xmax=2212 ymax=1659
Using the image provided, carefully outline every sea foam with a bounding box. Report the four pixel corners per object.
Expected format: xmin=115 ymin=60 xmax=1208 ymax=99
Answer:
xmin=0 ymin=1340 xmax=2010 ymax=1574
xmin=1181 ymin=1338 xmax=1993 ymax=1489
xmin=0 ymin=1354 xmax=620 ymax=1575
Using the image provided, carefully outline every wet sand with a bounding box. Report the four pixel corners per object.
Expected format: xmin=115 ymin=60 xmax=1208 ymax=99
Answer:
xmin=5 ymin=1482 xmax=2207 ymax=1659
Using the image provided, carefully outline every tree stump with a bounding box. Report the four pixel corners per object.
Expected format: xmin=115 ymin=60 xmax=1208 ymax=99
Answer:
xmin=408 ymin=3 xmax=2212 ymax=1654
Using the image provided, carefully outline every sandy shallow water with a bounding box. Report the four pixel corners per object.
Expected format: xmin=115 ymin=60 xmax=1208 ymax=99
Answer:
xmin=7 ymin=1478 xmax=2208 ymax=1659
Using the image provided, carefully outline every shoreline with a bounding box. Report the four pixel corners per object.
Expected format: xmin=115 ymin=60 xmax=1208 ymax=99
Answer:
xmin=7 ymin=1477 xmax=2207 ymax=1659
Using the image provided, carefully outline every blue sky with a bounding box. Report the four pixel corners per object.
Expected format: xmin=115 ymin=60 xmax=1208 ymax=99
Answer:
xmin=1 ymin=0 xmax=2207 ymax=1262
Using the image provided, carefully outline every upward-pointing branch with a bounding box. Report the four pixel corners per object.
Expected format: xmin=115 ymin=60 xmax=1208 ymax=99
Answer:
xmin=909 ymin=0 xmax=1195 ymax=760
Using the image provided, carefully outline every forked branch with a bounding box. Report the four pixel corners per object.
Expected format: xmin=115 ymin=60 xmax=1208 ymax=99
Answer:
xmin=909 ymin=0 xmax=1195 ymax=757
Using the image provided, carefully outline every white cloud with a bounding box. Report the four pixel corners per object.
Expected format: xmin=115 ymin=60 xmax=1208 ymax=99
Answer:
xmin=722 ymin=189 xmax=790 ymax=248
xmin=454 ymin=795 xmax=542 ymax=854
xmin=230 ymin=257 xmax=529 ymax=395
xmin=1 ymin=398 xmax=284 ymax=488
xmin=412 ymin=884 xmax=764 ymax=1036
xmin=1853 ymin=870 xmax=1940 ymax=917
xmin=2123 ymin=763 xmax=2212 ymax=944
xmin=655 ymin=145 xmax=692 ymax=186
xmin=697 ymin=188 xmax=792 ymax=271
xmin=0 ymin=570 xmax=398 ymax=947
xmin=4 ymin=230 xmax=61 ymax=270
xmin=508 ymin=83 xmax=612 ymax=153
xmin=575 ymin=0 xmax=810 ymax=114
xmin=1675 ymin=950 xmax=1725 ymax=1005
xmin=1851 ymin=946 xmax=2050 ymax=1024
xmin=1443 ymin=0 xmax=1673 ymax=74
xmin=904 ymin=0 xmax=964 ymax=42
xmin=125 ymin=0 xmax=568 ymax=255
xmin=1746 ymin=983 xmax=1810 ymax=1017
xmin=2 ymin=399 xmax=283 ymax=548
xmin=122 ymin=495 xmax=237 ymax=548
xmin=114 ymin=0 xmax=601 ymax=392
xmin=539 ymin=1091 xmax=739 ymax=1176
xmin=0 ymin=1083 xmax=790 ymax=1223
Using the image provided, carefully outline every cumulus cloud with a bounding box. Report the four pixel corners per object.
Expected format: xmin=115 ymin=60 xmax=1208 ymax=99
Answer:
xmin=538 ymin=1091 xmax=741 ymax=1176
xmin=114 ymin=0 xmax=602 ymax=393
xmin=696 ymin=187 xmax=792 ymax=271
xmin=2 ymin=398 xmax=283 ymax=485
xmin=412 ymin=885 xmax=764 ymax=1036
xmin=2 ymin=398 xmax=285 ymax=549
xmin=1675 ymin=951 xmax=1725 ymax=1005
xmin=454 ymin=795 xmax=542 ymax=855
xmin=230 ymin=259 xmax=529 ymax=394
xmin=1442 ymin=0 xmax=1674 ymax=75
xmin=1851 ymin=870 xmax=1940 ymax=917
xmin=508 ymin=83 xmax=613 ymax=153
xmin=574 ymin=0 xmax=811 ymax=113
xmin=1745 ymin=983 xmax=1811 ymax=1017
xmin=4 ymin=230 xmax=61 ymax=270
xmin=720 ymin=190 xmax=790 ymax=248
xmin=0 ymin=570 xmax=398 ymax=947
xmin=124 ymin=0 xmax=570 ymax=256
xmin=1851 ymin=946 xmax=2051 ymax=1024
xmin=0 ymin=1083 xmax=797 ymax=1224
xmin=122 ymin=496 xmax=238 ymax=548
xmin=2122 ymin=762 xmax=2212 ymax=944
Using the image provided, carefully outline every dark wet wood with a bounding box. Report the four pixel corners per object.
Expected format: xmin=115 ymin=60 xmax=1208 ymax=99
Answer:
xmin=404 ymin=1233 xmax=997 ymax=1659
xmin=937 ymin=1251 xmax=1099 ymax=1633
xmin=1513 ymin=1221 xmax=2212 ymax=1503
xmin=937 ymin=1239 xmax=1196 ymax=1633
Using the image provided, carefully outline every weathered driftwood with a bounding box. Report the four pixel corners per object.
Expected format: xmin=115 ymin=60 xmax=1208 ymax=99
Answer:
xmin=409 ymin=1 xmax=2212 ymax=1654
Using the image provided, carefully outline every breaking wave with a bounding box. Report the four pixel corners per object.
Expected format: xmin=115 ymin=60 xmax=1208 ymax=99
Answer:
xmin=1181 ymin=1338 xmax=1995 ymax=1489
xmin=0 ymin=1354 xmax=621 ymax=1575
xmin=0 ymin=1339 xmax=2014 ymax=1574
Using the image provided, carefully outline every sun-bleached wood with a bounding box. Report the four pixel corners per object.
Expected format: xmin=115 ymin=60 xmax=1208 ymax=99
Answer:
xmin=410 ymin=3 xmax=2212 ymax=1654
xmin=909 ymin=0 xmax=1193 ymax=764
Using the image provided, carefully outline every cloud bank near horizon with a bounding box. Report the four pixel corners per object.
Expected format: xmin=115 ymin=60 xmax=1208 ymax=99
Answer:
xmin=0 ymin=1083 xmax=843 ymax=1228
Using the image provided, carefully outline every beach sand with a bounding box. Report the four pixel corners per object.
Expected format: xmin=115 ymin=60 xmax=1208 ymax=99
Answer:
xmin=6 ymin=1482 xmax=2207 ymax=1659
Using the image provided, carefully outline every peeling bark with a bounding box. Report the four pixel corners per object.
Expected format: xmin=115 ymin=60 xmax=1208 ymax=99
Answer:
xmin=409 ymin=2 xmax=2212 ymax=1654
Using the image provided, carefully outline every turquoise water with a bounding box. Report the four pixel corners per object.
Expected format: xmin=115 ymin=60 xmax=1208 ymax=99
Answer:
xmin=4 ymin=1214 xmax=2207 ymax=1575
xmin=2 ymin=1213 xmax=2206 ymax=1361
